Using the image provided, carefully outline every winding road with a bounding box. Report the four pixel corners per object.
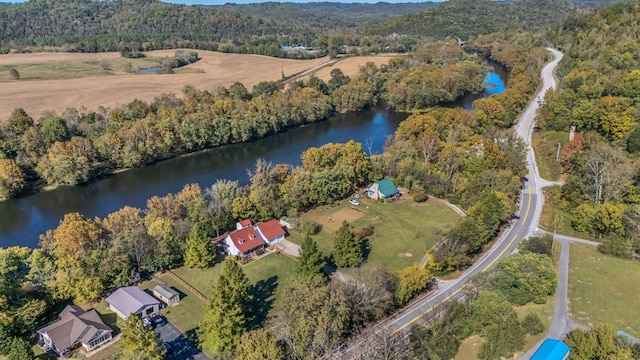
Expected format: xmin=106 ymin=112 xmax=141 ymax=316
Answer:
xmin=336 ymin=48 xmax=564 ymax=359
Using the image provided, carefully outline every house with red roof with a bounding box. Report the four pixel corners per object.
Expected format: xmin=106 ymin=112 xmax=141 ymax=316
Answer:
xmin=222 ymin=219 xmax=286 ymax=260
xmin=255 ymin=219 xmax=286 ymax=245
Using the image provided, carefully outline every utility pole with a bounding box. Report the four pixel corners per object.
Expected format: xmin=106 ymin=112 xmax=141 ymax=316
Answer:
xmin=556 ymin=142 xmax=561 ymax=161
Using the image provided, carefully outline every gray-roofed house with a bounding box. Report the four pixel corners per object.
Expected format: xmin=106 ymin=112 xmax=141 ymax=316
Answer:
xmin=36 ymin=305 xmax=113 ymax=357
xmin=153 ymin=284 xmax=180 ymax=307
xmin=105 ymin=286 xmax=160 ymax=320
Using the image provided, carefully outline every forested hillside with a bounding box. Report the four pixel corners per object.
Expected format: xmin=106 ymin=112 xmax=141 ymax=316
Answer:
xmin=220 ymin=2 xmax=438 ymax=30
xmin=0 ymin=0 xmax=317 ymax=57
xmin=365 ymin=0 xmax=592 ymax=39
xmin=538 ymin=2 xmax=640 ymax=257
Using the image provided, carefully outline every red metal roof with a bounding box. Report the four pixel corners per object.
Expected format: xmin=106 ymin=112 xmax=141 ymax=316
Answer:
xmin=238 ymin=219 xmax=252 ymax=228
xmin=229 ymin=227 xmax=264 ymax=254
xmin=256 ymin=219 xmax=285 ymax=241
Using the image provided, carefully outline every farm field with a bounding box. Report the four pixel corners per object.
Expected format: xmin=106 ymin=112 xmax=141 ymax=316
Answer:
xmin=286 ymin=193 xmax=462 ymax=273
xmin=0 ymin=50 xmax=329 ymax=121
xmin=568 ymin=243 xmax=640 ymax=337
xmin=299 ymin=55 xmax=392 ymax=83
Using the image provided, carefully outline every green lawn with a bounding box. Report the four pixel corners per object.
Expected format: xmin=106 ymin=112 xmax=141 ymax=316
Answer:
xmin=287 ymin=195 xmax=461 ymax=273
xmin=532 ymin=130 xmax=570 ymax=181
xmin=568 ymin=243 xmax=640 ymax=337
xmin=172 ymin=253 xmax=297 ymax=327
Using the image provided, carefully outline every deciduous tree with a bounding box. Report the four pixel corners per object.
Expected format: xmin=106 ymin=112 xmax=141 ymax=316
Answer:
xmin=234 ymin=329 xmax=284 ymax=360
xmin=393 ymin=264 xmax=432 ymax=306
xmin=0 ymin=159 xmax=24 ymax=199
xmin=120 ymin=315 xmax=165 ymax=360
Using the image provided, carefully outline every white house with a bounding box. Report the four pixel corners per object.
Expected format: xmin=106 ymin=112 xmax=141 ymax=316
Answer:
xmin=37 ymin=305 xmax=113 ymax=357
xmin=225 ymin=225 xmax=266 ymax=259
xmin=105 ymin=286 xmax=160 ymax=320
xmin=255 ymin=219 xmax=286 ymax=245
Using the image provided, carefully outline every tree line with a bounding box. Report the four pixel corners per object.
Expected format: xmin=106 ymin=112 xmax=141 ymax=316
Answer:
xmin=539 ymin=1 xmax=640 ymax=258
xmin=0 ymin=39 xmax=493 ymax=200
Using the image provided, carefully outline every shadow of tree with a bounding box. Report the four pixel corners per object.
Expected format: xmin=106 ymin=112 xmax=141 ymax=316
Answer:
xmin=248 ymin=276 xmax=278 ymax=329
xmin=361 ymin=238 xmax=371 ymax=265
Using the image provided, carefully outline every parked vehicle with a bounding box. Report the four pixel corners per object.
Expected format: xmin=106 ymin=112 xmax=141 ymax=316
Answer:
xmin=349 ymin=200 xmax=360 ymax=206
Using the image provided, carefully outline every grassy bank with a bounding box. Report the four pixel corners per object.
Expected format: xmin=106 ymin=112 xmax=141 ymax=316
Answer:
xmin=286 ymin=194 xmax=462 ymax=273
xmin=532 ymin=130 xmax=570 ymax=181
xmin=539 ymin=187 xmax=598 ymax=241
xmin=568 ymin=243 xmax=640 ymax=337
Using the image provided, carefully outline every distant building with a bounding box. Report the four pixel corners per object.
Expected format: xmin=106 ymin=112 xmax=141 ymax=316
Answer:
xmin=36 ymin=305 xmax=113 ymax=357
xmin=105 ymin=286 xmax=160 ymax=320
xmin=530 ymin=338 xmax=570 ymax=360
xmin=153 ymin=284 xmax=180 ymax=307
xmin=365 ymin=178 xmax=400 ymax=201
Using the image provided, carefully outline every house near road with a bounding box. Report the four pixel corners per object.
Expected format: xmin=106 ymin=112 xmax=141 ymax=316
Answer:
xmin=153 ymin=284 xmax=180 ymax=307
xmin=530 ymin=338 xmax=570 ymax=360
xmin=219 ymin=219 xmax=287 ymax=260
xmin=36 ymin=305 xmax=113 ymax=357
xmin=365 ymin=178 xmax=400 ymax=201
xmin=106 ymin=286 xmax=160 ymax=320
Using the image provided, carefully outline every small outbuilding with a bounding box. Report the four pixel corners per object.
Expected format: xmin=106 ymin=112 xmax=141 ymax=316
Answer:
xmin=365 ymin=178 xmax=400 ymax=201
xmin=153 ymin=284 xmax=180 ymax=307
xmin=530 ymin=338 xmax=570 ymax=360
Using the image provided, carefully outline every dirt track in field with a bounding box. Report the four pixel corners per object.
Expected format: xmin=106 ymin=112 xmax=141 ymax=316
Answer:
xmin=0 ymin=50 xmax=394 ymax=121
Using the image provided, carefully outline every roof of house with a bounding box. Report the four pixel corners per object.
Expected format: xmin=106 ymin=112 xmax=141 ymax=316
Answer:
xmin=37 ymin=305 xmax=112 ymax=353
xmin=376 ymin=178 xmax=400 ymax=197
xmin=153 ymin=284 xmax=179 ymax=299
xmin=256 ymin=219 xmax=286 ymax=241
xmin=229 ymin=226 xmax=265 ymax=254
xmin=105 ymin=286 xmax=159 ymax=316
xmin=530 ymin=339 xmax=570 ymax=360
xmin=238 ymin=219 xmax=252 ymax=228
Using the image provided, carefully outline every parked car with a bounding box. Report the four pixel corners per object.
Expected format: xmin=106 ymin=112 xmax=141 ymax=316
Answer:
xmin=349 ymin=199 xmax=360 ymax=206
xmin=152 ymin=314 xmax=166 ymax=326
xmin=163 ymin=342 xmax=173 ymax=354
xmin=353 ymin=193 xmax=361 ymax=199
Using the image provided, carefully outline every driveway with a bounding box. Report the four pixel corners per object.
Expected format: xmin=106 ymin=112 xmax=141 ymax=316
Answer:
xmin=155 ymin=321 xmax=208 ymax=360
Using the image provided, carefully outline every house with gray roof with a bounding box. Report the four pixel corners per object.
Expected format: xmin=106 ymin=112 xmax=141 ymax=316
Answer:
xmin=105 ymin=286 xmax=160 ymax=320
xmin=153 ymin=284 xmax=180 ymax=307
xmin=36 ymin=305 xmax=113 ymax=357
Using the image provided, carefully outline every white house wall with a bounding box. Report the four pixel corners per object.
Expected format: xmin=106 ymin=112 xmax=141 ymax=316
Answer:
xmin=225 ymin=236 xmax=240 ymax=256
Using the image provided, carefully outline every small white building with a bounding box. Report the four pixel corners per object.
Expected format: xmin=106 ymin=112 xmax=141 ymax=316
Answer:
xmin=105 ymin=286 xmax=160 ymax=320
xmin=255 ymin=219 xmax=286 ymax=245
xmin=153 ymin=284 xmax=180 ymax=307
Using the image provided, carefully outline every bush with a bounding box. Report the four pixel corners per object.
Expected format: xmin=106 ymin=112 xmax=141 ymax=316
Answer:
xmin=355 ymin=225 xmax=375 ymax=240
xmin=8 ymin=68 xmax=19 ymax=80
xmin=299 ymin=219 xmax=321 ymax=236
xmin=519 ymin=234 xmax=553 ymax=256
xmin=411 ymin=184 xmax=429 ymax=202
xmin=521 ymin=313 xmax=545 ymax=335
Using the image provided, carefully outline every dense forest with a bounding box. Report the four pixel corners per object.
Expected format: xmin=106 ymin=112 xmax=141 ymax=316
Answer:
xmin=366 ymin=0 xmax=594 ymax=39
xmin=539 ymin=1 xmax=640 ymax=257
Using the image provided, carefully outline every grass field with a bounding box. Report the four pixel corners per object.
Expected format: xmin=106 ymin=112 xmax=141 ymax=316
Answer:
xmin=568 ymin=243 xmax=640 ymax=337
xmin=532 ymin=130 xmax=570 ymax=181
xmin=172 ymin=253 xmax=297 ymax=327
xmin=286 ymin=194 xmax=461 ymax=273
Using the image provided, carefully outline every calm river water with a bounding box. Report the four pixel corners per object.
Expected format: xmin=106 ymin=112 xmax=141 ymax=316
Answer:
xmin=0 ymin=67 xmax=506 ymax=248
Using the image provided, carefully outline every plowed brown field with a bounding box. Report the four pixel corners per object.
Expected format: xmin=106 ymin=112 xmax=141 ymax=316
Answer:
xmin=0 ymin=50 xmax=394 ymax=121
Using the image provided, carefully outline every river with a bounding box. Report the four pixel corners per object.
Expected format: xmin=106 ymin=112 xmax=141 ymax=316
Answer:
xmin=0 ymin=67 xmax=506 ymax=248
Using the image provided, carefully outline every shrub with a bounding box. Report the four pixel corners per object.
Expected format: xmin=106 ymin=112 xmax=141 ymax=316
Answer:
xmin=8 ymin=68 xmax=19 ymax=80
xmin=521 ymin=313 xmax=545 ymax=335
xmin=411 ymin=184 xmax=429 ymax=202
xmin=355 ymin=225 xmax=375 ymax=240
xmin=299 ymin=219 xmax=321 ymax=236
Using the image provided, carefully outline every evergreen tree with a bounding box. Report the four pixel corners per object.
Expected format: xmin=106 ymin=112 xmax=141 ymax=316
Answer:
xmin=333 ymin=220 xmax=363 ymax=267
xmin=184 ymin=222 xmax=215 ymax=268
xmin=198 ymin=259 xmax=252 ymax=355
xmin=295 ymin=234 xmax=325 ymax=277
xmin=119 ymin=315 xmax=165 ymax=360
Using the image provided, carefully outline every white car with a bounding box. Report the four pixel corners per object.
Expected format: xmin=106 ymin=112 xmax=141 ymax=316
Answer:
xmin=349 ymin=200 xmax=360 ymax=206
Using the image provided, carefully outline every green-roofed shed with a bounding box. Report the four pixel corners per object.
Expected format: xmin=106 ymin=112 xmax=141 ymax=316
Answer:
xmin=366 ymin=178 xmax=400 ymax=201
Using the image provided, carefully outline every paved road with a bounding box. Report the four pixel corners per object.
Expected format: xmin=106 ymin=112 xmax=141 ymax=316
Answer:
xmin=335 ymin=48 xmax=564 ymax=359
xmin=155 ymin=321 xmax=207 ymax=360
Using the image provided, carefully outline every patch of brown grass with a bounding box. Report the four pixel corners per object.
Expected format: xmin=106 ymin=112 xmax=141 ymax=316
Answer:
xmin=0 ymin=50 xmax=329 ymax=120
xmin=300 ymin=55 xmax=392 ymax=82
